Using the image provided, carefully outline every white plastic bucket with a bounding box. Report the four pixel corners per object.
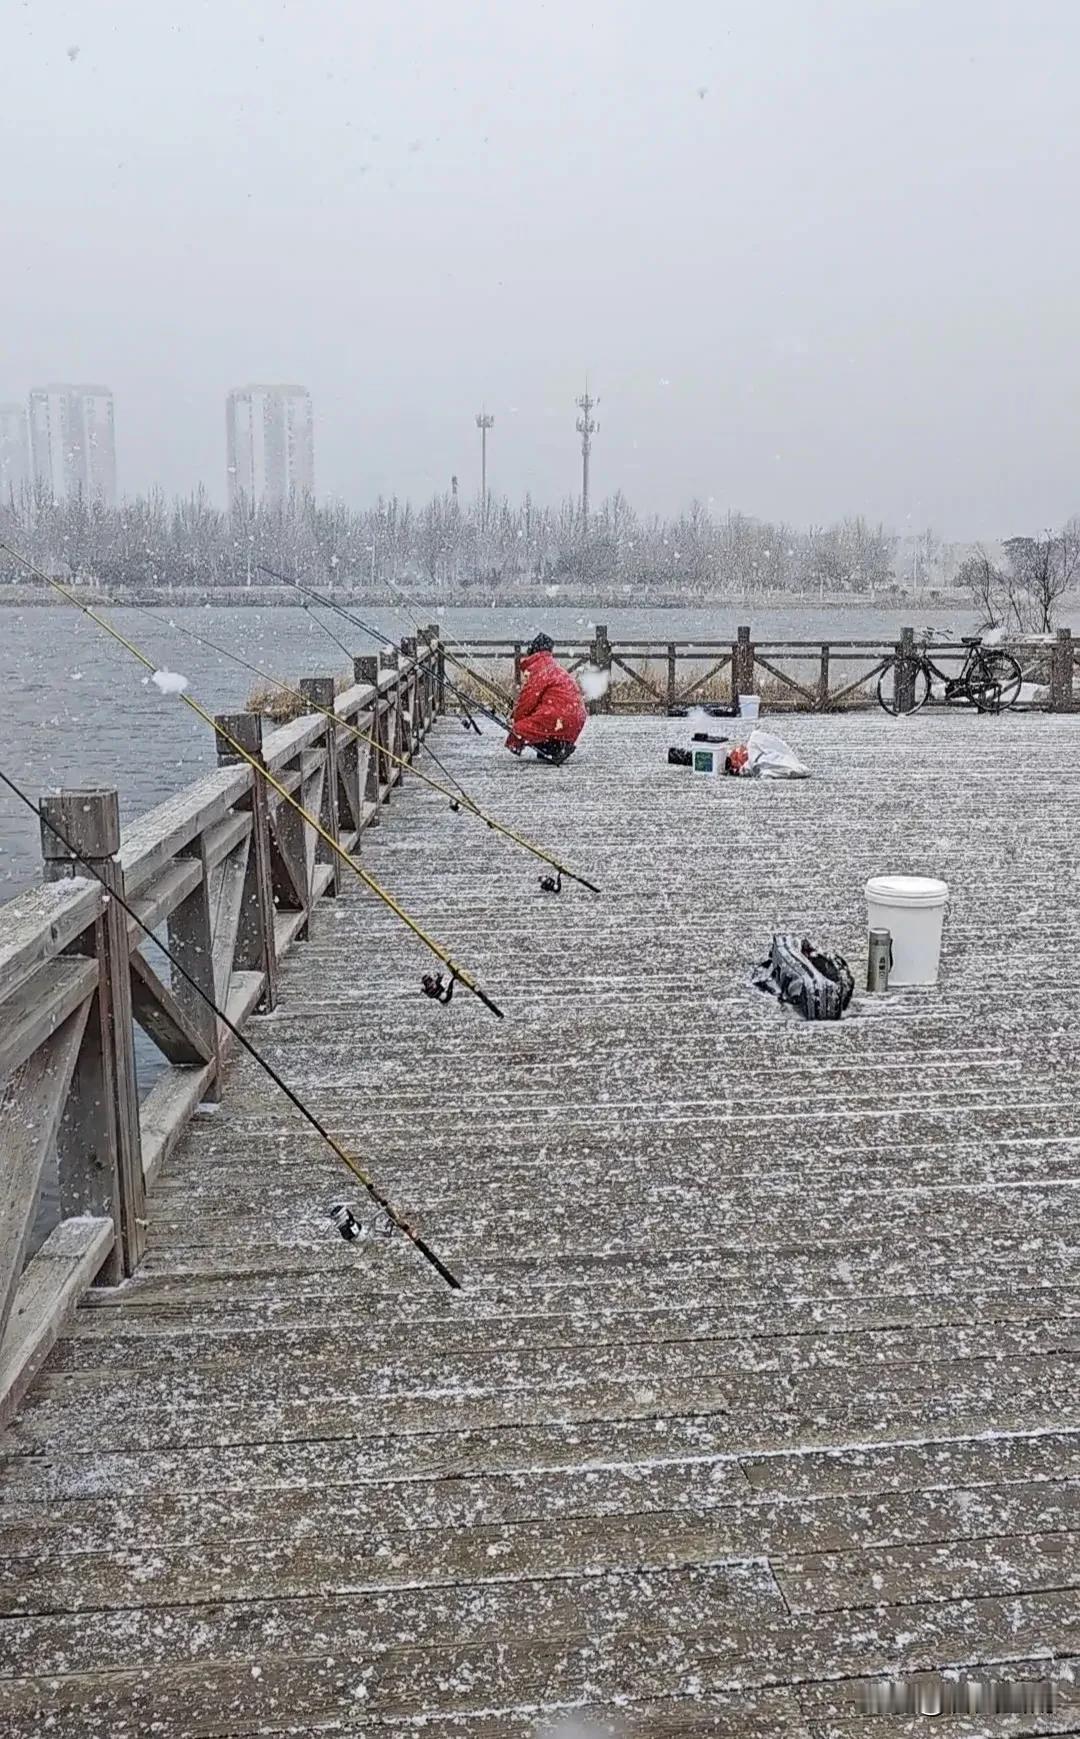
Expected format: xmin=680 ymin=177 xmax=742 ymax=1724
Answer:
xmin=689 ymin=744 xmax=720 ymax=775
xmin=739 ymin=694 xmax=760 ymax=719
xmin=865 ymin=875 xmax=949 ymax=986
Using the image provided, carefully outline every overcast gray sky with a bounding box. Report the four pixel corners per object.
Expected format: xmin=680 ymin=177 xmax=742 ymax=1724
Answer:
xmin=2 ymin=0 xmax=1077 ymax=537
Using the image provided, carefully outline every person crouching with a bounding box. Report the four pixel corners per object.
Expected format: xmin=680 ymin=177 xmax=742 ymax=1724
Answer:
xmin=505 ymin=633 xmax=587 ymax=764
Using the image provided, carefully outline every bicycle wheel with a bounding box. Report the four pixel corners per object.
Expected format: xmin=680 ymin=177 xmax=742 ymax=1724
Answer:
xmin=877 ymin=657 xmax=931 ymax=716
xmin=969 ymin=650 xmax=1023 ymax=712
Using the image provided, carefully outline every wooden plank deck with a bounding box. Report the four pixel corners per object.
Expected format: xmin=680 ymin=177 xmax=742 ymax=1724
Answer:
xmin=2 ymin=710 xmax=1080 ymax=1735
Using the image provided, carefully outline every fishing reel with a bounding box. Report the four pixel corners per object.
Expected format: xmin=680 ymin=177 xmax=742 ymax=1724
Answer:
xmin=421 ymin=971 xmax=455 ymax=1005
xmin=328 ymin=1203 xmax=396 ymax=1243
xmin=449 ymin=799 xmax=461 ymax=813
xmin=539 ymin=871 xmax=563 ymax=895
xmin=328 ymin=1203 xmax=364 ymax=1243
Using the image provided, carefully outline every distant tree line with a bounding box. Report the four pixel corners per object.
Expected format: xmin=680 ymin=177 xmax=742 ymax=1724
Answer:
xmin=0 ymin=481 xmax=901 ymax=598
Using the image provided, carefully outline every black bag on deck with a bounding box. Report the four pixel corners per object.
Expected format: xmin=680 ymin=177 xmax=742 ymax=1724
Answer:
xmin=753 ymin=933 xmax=855 ymax=1021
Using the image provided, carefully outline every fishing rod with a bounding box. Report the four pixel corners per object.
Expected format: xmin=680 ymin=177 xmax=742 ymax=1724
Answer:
xmin=0 ymin=765 xmax=461 ymax=1289
xmin=300 ymin=599 xmax=352 ymax=661
xmin=290 ymin=586 xmax=511 ymax=737
xmin=257 ymin=562 xmax=487 ymax=735
xmin=122 ymin=601 xmax=601 ymax=895
xmin=383 ymin=570 xmax=516 ymax=711
xmin=0 ymin=540 xmax=504 ymax=1019
xmin=277 ymin=595 xmax=487 ymax=795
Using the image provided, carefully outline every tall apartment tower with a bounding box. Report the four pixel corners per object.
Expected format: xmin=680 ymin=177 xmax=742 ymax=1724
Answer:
xmin=28 ymin=385 xmax=117 ymax=505
xmin=225 ymin=385 xmax=314 ymax=508
xmin=0 ymin=403 xmax=31 ymax=496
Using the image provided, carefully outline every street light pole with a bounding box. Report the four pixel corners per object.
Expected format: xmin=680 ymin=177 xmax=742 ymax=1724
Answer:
xmin=475 ymin=410 xmax=494 ymax=527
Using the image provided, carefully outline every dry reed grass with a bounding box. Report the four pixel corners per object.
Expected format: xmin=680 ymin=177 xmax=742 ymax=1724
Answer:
xmin=246 ymin=673 xmax=351 ymax=723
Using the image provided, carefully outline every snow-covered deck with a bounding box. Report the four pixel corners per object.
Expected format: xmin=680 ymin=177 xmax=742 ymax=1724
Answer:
xmin=2 ymin=710 xmax=1079 ymax=1734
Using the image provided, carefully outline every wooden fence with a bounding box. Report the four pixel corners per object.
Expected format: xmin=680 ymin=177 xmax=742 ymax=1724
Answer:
xmin=460 ymin=625 xmax=1078 ymax=712
xmin=0 ymin=632 xmax=442 ymax=1424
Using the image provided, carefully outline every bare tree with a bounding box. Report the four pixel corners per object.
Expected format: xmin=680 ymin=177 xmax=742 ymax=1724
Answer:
xmin=1003 ymin=525 xmax=1080 ymax=634
xmin=956 ymin=545 xmax=1006 ymax=627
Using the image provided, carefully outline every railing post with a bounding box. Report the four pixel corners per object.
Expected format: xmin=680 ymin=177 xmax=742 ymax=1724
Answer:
xmin=167 ymin=828 xmax=220 ymax=1097
xmin=818 ymin=644 xmax=831 ymax=711
xmin=896 ymin=626 xmax=916 ymax=714
xmin=513 ymin=641 xmax=523 ymax=684
xmin=435 ymin=635 xmax=446 ymax=711
xmin=300 ymin=677 xmax=340 ymax=897
xmin=423 ymin=624 xmax=442 ymax=722
xmin=380 ymin=649 xmax=402 ymax=784
xmin=732 ymin=625 xmax=754 ymax=702
xmin=40 ymin=789 xmax=145 ymax=1278
xmin=215 ymin=712 xmax=278 ymax=1010
xmin=589 ymin=622 xmax=612 ymax=712
xmin=667 ymin=643 xmax=677 ymax=713
xmin=353 ymin=656 xmax=383 ymax=820
xmin=400 ymin=637 xmax=419 ymax=756
xmin=377 ymin=650 xmax=398 ymax=792
xmin=1050 ymin=627 xmax=1073 ymax=712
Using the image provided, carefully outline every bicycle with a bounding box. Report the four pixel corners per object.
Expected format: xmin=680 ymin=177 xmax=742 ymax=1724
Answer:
xmin=877 ymin=629 xmax=1023 ymax=716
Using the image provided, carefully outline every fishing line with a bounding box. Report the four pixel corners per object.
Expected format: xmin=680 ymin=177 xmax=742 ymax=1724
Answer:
xmin=257 ymin=561 xmax=498 ymax=730
xmin=0 ymin=539 xmax=505 ymax=1018
xmin=383 ymin=571 xmax=515 ymax=710
xmin=301 ymin=600 xmax=353 ymax=661
xmin=0 ymin=765 xmax=462 ymax=1290
xmin=121 ymin=599 xmax=601 ymax=895
xmin=280 ymin=596 xmax=478 ymax=802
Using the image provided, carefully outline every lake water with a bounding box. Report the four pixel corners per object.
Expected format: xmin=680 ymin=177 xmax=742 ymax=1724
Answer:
xmin=0 ymin=597 xmax=1069 ymax=897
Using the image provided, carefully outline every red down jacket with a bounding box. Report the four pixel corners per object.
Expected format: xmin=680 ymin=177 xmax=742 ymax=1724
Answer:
xmin=506 ymin=650 xmax=588 ymax=749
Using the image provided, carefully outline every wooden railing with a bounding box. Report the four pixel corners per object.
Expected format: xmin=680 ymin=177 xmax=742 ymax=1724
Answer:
xmin=0 ymin=631 xmax=443 ymax=1423
xmin=461 ymin=625 xmax=1078 ymax=712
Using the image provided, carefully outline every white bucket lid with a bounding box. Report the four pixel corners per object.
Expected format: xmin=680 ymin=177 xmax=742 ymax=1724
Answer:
xmin=865 ymin=874 xmax=949 ymax=908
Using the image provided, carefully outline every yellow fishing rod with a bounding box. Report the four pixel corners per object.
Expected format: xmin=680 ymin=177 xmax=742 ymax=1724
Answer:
xmin=382 ymin=572 xmax=516 ymax=710
xmin=121 ymin=603 xmax=602 ymax=895
xmin=258 ymin=561 xmax=514 ymax=722
xmin=0 ymin=764 xmax=461 ymax=1289
xmin=1 ymin=540 xmax=504 ymax=1019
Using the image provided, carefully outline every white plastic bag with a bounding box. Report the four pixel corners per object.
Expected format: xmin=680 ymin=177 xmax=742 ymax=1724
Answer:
xmin=745 ymin=727 xmax=810 ymax=779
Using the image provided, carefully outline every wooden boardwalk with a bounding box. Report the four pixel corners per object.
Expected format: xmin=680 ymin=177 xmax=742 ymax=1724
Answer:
xmin=2 ymin=709 xmax=1080 ymax=1735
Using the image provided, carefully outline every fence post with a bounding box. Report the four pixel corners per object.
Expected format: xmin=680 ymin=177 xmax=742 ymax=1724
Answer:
xmin=818 ymin=644 xmax=831 ymax=711
xmin=896 ymin=626 xmax=916 ymax=714
xmin=667 ymin=643 xmax=677 ymax=713
xmin=215 ymin=712 xmax=278 ymax=1010
xmin=589 ymin=622 xmax=612 ymax=712
xmin=353 ymin=656 xmax=383 ymax=820
xmin=300 ymin=677 xmax=341 ymax=897
xmin=1050 ymin=627 xmax=1074 ymax=712
xmin=434 ymin=634 xmax=447 ymax=711
xmin=423 ymin=624 xmax=441 ymax=723
xmin=40 ymin=789 xmax=145 ymax=1278
xmin=399 ymin=637 xmax=419 ymax=756
xmin=167 ymin=829 xmax=220 ymax=1094
xmin=378 ymin=650 xmax=401 ymax=793
xmin=733 ymin=625 xmax=754 ymax=702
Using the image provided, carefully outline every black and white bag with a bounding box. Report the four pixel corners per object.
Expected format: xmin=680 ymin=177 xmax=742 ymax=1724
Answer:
xmin=753 ymin=933 xmax=855 ymax=1021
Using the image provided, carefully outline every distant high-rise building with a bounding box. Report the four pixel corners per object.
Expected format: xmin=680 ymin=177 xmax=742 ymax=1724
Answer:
xmin=225 ymin=385 xmax=314 ymax=508
xmin=0 ymin=403 xmax=31 ymax=496
xmin=28 ymin=385 xmax=117 ymax=505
